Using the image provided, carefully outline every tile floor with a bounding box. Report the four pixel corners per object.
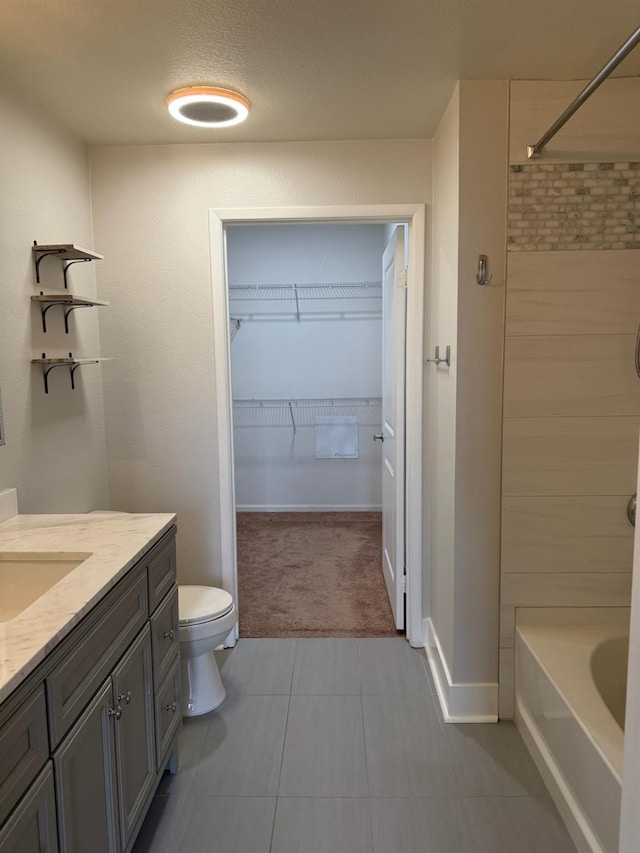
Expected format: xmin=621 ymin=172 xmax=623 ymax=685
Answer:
xmin=133 ymin=638 xmax=577 ymax=853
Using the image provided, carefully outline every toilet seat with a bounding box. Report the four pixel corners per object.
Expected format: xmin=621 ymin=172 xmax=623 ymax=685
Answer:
xmin=179 ymin=584 xmax=233 ymax=625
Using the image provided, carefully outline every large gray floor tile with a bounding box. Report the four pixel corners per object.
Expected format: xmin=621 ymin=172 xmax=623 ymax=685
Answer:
xmin=218 ymin=639 xmax=297 ymax=694
xmin=370 ymin=798 xmax=477 ymax=853
xmin=446 ymin=721 xmax=548 ymax=797
xmin=157 ymin=714 xmax=211 ymax=796
xmin=279 ymin=695 xmax=368 ymax=796
xmin=292 ymin=639 xmax=360 ymax=694
xmin=191 ymin=694 xmax=289 ymax=795
xmin=271 ymin=798 xmax=373 ymax=853
xmin=132 ymin=795 xmax=276 ymax=853
xmin=464 ymin=797 xmax=577 ymax=853
xmin=357 ymin=639 xmax=431 ymax=695
xmin=363 ymin=694 xmax=458 ymax=796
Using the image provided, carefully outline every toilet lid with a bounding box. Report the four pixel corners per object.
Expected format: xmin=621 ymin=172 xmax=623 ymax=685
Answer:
xmin=178 ymin=585 xmax=234 ymax=624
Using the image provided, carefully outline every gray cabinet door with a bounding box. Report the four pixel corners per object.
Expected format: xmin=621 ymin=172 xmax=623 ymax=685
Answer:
xmin=54 ymin=680 xmax=120 ymax=853
xmin=0 ymin=685 xmax=49 ymax=825
xmin=112 ymin=625 xmax=156 ymax=851
xmin=0 ymin=762 xmax=58 ymax=853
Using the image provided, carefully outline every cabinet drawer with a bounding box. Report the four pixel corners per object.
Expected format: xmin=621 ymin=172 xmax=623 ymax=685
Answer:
xmin=0 ymin=686 xmax=48 ymax=826
xmin=150 ymin=587 xmax=179 ymax=687
xmin=154 ymin=656 xmax=181 ymax=768
xmin=47 ymin=569 xmax=148 ymax=749
xmin=0 ymin=761 xmax=58 ymax=853
xmin=147 ymin=534 xmax=176 ymax=614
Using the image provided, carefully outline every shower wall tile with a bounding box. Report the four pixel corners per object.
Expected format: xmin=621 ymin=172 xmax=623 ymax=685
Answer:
xmin=501 ymin=572 xmax=633 ymax=611
xmin=505 ymin=250 xmax=640 ymax=336
xmin=504 ymin=335 xmax=640 ymax=418
xmin=502 ymin=416 xmax=639 ymax=497
xmin=499 ymin=80 xmax=640 ymax=719
xmin=509 ymin=79 xmax=640 ymax=165
xmin=502 ymin=496 xmax=634 ymax=575
xmin=508 ymin=162 xmax=640 ymax=252
xmin=500 ymin=574 xmax=633 ymax=652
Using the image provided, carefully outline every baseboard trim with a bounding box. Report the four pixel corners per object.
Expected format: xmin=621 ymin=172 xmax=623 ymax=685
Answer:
xmin=235 ymin=505 xmax=382 ymax=512
xmin=424 ymin=618 xmax=498 ymax=723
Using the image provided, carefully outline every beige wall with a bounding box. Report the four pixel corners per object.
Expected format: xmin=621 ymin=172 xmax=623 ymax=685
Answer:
xmin=499 ymin=78 xmax=640 ymax=717
xmin=427 ymin=81 xmax=508 ymax=708
xmin=0 ymin=82 xmax=108 ymax=512
xmin=427 ymin=84 xmax=460 ymax=668
xmin=88 ymin=140 xmax=432 ymax=585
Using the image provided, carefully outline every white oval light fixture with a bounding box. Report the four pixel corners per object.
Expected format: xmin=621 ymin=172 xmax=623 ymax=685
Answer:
xmin=166 ymin=86 xmax=250 ymax=128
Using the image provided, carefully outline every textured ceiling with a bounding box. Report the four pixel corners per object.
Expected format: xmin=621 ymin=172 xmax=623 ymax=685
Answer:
xmin=0 ymin=0 xmax=638 ymax=145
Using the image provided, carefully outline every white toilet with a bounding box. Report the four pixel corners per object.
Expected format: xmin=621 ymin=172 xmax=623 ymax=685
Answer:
xmin=178 ymin=585 xmax=237 ymax=717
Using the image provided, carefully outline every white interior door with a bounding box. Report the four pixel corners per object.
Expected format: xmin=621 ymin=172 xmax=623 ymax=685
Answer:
xmin=379 ymin=226 xmax=406 ymax=630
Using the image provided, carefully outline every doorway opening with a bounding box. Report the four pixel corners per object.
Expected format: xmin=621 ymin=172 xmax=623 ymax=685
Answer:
xmin=227 ymin=222 xmax=395 ymax=637
xmin=209 ymin=205 xmax=426 ymax=648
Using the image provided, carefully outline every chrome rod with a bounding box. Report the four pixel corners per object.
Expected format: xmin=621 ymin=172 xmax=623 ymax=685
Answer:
xmin=527 ymin=25 xmax=640 ymax=159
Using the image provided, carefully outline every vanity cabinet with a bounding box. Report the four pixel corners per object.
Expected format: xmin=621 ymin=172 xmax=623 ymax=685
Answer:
xmin=55 ymin=626 xmax=156 ymax=852
xmin=0 ymin=763 xmax=58 ymax=853
xmin=0 ymin=526 xmax=180 ymax=853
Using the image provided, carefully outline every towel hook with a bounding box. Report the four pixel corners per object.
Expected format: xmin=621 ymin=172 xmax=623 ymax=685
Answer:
xmin=476 ymin=254 xmax=493 ymax=286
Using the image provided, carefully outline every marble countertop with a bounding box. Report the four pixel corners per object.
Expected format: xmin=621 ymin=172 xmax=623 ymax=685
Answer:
xmin=0 ymin=511 xmax=176 ymax=704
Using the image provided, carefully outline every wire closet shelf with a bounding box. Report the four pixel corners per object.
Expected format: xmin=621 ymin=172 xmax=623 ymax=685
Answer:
xmin=232 ymin=397 xmax=382 ymax=432
xmin=228 ymin=281 xmax=382 ymax=321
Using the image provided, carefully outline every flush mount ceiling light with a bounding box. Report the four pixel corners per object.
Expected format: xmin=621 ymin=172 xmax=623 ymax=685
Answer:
xmin=166 ymin=87 xmax=250 ymax=128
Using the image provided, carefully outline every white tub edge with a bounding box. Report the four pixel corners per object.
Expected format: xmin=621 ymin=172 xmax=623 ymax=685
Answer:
xmin=515 ymin=695 xmax=604 ymax=853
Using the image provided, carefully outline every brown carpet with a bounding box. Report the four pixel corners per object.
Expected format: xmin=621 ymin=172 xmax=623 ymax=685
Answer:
xmin=236 ymin=512 xmax=399 ymax=638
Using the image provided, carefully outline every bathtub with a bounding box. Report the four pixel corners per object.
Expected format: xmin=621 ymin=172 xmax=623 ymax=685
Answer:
xmin=515 ymin=610 xmax=630 ymax=853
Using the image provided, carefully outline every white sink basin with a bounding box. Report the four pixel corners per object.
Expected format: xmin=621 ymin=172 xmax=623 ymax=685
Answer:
xmin=0 ymin=552 xmax=92 ymax=621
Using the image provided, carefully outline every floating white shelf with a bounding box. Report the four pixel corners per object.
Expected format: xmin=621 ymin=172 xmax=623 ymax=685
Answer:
xmin=233 ymin=397 xmax=382 ymax=432
xmin=31 ymin=293 xmax=110 ymax=333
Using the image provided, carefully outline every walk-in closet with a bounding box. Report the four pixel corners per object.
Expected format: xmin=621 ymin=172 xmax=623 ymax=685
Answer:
xmin=226 ymin=222 xmax=399 ymax=637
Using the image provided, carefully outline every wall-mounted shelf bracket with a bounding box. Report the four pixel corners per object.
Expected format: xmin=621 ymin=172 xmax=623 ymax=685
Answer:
xmin=32 ymin=353 xmax=110 ymax=393
xmin=425 ymin=345 xmax=451 ymax=367
xmin=230 ymin=317 xmax=242 ymax=341
xmin=32 ymin=242 xmax=103 ymax=286
xmin=32 ymin=293 xmax=110 ymax=333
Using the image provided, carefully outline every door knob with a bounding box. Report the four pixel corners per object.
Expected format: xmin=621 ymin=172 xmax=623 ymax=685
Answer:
xmin=373 ymin=434 xmax=384 ymax=442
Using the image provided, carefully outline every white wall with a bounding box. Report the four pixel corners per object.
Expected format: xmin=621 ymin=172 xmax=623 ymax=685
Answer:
xmin=426 ymin=81 xmax=508 ymax=718
xmin=89 ymin=140 xmax=432 ymax=584
xmin=227 ymin=223 xmax=384 ymax=511
xmin=0 ymin=82 xmax=108 ymax=512
xmin=427 ymin=85 xmax=460 ymax=669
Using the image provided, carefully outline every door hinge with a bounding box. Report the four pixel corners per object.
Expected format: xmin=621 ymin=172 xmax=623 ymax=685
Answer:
xmin=401 ymin=267 xmax=408 ymax=289
xmin=401 ymin=573 xmax=406 ymax=594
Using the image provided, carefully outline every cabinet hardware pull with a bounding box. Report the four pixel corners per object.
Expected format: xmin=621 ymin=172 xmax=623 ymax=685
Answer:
xmin=162 ymin=629 xmax=175 ymax=640
xmin=108 ymin=706 xmax=122 ymax=720
xmin=165 ymin=701 xmax=177 ymax=713
xmin=118 ymin=691 xmax=132 ymax=704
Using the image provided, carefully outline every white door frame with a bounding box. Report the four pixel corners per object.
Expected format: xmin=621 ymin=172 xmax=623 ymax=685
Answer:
xmin=209 ymin=204 xmax=426 ymax=648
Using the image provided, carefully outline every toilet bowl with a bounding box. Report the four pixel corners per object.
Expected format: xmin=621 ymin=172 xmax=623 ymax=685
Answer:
xmin=178 ymin=584 xmax=237 ymax=717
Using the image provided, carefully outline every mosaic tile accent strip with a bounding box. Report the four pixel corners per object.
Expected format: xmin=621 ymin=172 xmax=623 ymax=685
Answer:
xmin=508 ymin=162 xmax=640 ymax=251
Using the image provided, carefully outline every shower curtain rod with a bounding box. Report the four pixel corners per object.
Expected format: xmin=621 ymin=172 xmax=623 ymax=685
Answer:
xmin=527 ymin=25 xmax=640 ymax=159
